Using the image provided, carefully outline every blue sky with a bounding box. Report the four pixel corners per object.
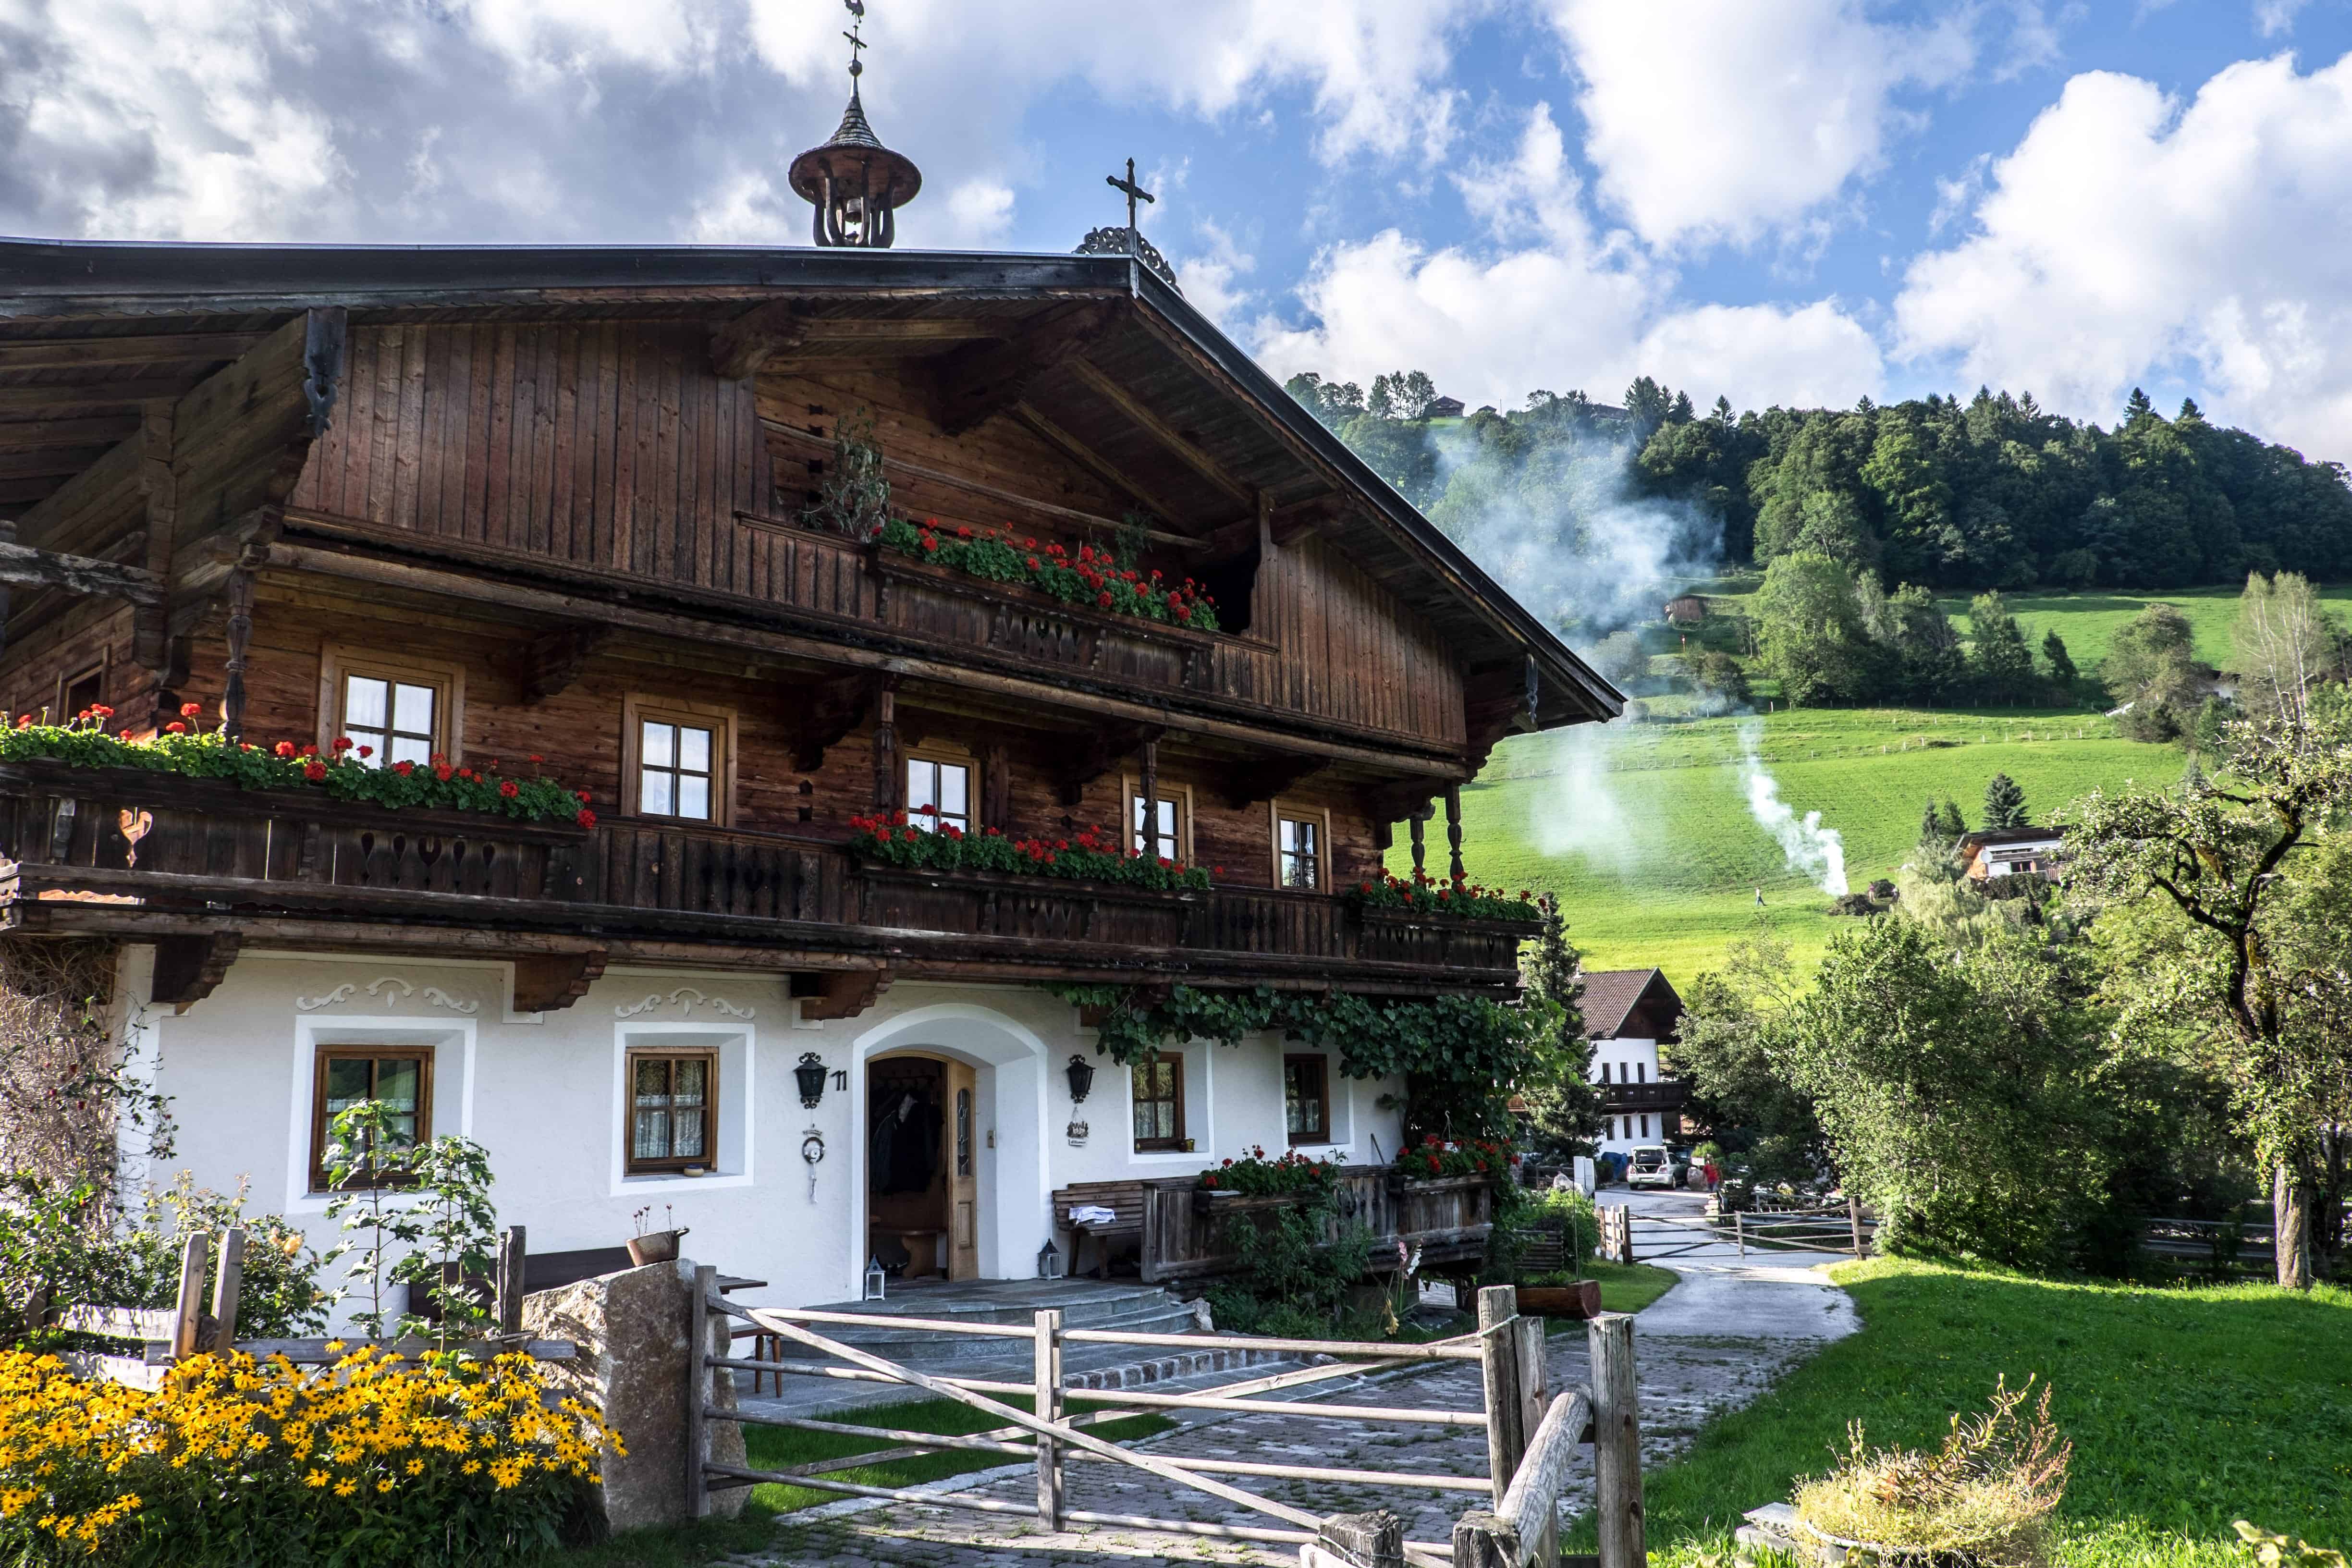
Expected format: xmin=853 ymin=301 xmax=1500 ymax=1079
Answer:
xmin=4 ymin=1 xmax=2350 ymax=456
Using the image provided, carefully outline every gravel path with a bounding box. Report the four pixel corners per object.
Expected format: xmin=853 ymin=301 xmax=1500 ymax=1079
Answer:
xmin=726 ymin=1191 xmax=1858 ymax=1566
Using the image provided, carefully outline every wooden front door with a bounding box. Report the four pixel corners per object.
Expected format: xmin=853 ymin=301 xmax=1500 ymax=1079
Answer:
xmin=947 ymin=1059 xmax=979 ymax=1280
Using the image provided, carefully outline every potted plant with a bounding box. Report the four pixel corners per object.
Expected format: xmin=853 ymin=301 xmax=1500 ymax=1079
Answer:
xmin=1514 ymin=1186 xmax=1603 ymax=1319
xmin=1740 ymin=1376 xmax=2070 ymax=1567
xmin=626 ymin=1203 xmax=691 ymax=1266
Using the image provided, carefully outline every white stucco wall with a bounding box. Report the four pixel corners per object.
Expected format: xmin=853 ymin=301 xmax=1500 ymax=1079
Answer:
xmin=132 ymin=953 xmax=1403 ymax=1325
xmin=1588 ymin=1035 xmax=1665 ymax=1155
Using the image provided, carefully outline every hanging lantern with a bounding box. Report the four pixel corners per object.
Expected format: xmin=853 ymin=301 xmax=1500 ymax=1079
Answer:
xmin=795 ymin=1052 xmax=828 ymax=1109
xmin=864 ymin=1254 xmax=887 ymax=1301
xmin=1065 ymin=1054 xmax=1096 ymax=1104
xmin=1037 ymin=1239 xmax=1065 ymax=1280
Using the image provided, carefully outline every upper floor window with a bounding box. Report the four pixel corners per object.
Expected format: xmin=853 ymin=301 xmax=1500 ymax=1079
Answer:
xmin=1125 ymin=778 xmax=1192 ymax=863
xmin=321 ymin=648 xmax=462 ymax=767
xmin=61 ymin=662 xmax=104 ymax=722
xmin=907 ymin=752 xmax=974 ymax=835
xmin=1273 ymin=803 xmax=1330 ymax=891
xmin=625 ymin=696 xmax=734 ymax=824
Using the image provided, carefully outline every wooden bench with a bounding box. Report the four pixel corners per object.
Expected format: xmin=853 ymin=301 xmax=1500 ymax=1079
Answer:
xmin=1050 ymin=1180 xmax=1147 ymax=1279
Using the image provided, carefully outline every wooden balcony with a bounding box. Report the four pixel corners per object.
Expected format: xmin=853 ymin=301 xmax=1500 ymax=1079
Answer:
xmin=1597 ymin=1081 xmax=1689 ymax=1112
xmin=0 ymin=763 xmax=1528 ymax=998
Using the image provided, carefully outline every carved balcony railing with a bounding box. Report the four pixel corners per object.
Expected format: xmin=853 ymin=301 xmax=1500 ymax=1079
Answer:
xmin=0 ymin=764 xmax=1526 ymax=992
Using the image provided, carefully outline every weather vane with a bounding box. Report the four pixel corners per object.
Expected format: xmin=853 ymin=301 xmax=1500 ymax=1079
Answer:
xmin=844 ymin=0 xmax=867 ymax=77
xmin=789 ymin=0 xmax=922 ymax=247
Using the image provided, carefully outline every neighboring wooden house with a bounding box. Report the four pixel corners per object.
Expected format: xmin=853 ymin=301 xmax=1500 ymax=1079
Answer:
xmin=1425 ymin=396 xmax=1466 ymax=419
xmin=1662 ymin=594 xmax=1707 ymax=626
xmin=1956 ymin=828 xmax=2066 ymax=881
xmin=0 ymin=137 xmax=1618 ymax=1310
xmin=1580 ymin=968 xmax=1687 ymax=1153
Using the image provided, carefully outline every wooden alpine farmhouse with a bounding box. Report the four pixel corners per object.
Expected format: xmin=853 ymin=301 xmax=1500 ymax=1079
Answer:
xmin=0 ymin=77 xmax=1617 ymax=1309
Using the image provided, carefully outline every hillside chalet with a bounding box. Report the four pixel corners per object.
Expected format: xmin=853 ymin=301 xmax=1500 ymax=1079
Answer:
xmin=1580 ymin=967 xmax=1687 ymax=1155
xmin=0 ymin=217 xmax=1617 ymax=1307
xmin=1956 ymin=828 xmax=2066 ymax=882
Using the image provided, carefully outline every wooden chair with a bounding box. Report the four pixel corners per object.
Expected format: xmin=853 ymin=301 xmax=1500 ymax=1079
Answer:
xmin=1049 ymin=1180 xmax=1148 ymax=1279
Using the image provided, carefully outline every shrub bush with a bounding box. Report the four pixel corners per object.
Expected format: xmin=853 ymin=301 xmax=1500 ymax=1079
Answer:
xmin=0 ymin=1346 xmax=616 ymax=1567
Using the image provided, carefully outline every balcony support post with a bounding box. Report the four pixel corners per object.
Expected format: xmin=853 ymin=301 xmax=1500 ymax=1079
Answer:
xmin=1409 ymin=803 xmax=1431 ymax=879
xmin=1446 ymin=784 xmax=1466 ymax=883
xmin=221 ymin=565 xmax=256 ymax=743
xmin=1139 ymin=737 xmax=1160 ymax=862
xmin=872 ymin=683 xmax=898 ymax=812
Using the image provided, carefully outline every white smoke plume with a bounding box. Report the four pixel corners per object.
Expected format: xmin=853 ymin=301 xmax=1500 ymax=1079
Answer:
xmin=1737 ymin=719 xmax=1848 ymax=895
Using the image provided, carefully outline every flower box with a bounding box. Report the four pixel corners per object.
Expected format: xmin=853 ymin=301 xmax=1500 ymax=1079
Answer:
xmin=1517 ymin=1280 xmax=1603 ymax=1319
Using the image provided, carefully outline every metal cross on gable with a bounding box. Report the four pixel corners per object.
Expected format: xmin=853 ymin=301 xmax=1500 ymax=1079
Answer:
xmin=1105 ymin=157 xmax=1156 ymax=252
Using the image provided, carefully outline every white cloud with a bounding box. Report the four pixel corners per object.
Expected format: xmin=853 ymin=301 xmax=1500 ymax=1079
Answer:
xmin=1172 ymin=220 xmax=1259 ymax=332
xmin=1541 ymin=0 xmax=1974 ymax=251
xmin=1253 ymin=104 xmax=1882 ymax=414
xmin=1894 ymin=52 xmax=2352 ymax=456
xmin=2254 ymin=0 xmax=2310 ymax=37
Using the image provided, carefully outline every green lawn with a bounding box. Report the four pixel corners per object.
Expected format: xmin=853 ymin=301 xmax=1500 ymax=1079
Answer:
xmin=1433 ymin=706 xmax=2167 ymax=984
xmin=1592 ymin=1258 xmax=2352 ymax=1568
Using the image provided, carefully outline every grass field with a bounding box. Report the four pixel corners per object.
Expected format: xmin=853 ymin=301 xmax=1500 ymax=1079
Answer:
xmin=1416 ymin=586 xmax=2352 ymax=986
xmin=1593 ymin=1258 xmax=2352 ymax=1568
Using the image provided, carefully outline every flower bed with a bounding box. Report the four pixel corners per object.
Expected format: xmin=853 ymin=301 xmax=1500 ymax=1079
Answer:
xmin=0 ymin=1346 xmax=616 ymax=1567
xmin=1351 ymin=872 xmax=1544 ymax=924
xmin=0 ymin=709 xmax=595 ymax=828
xmin=879 ymin=517 xmax=1222 ymax=631
xmin=1199 ymin=1146 xmax=1341 ymax=1199
xmin=849 ymin=811 xmax=1212 ymax=892
xmin=1395 ymin=1134 xmax=1513 ymax=1180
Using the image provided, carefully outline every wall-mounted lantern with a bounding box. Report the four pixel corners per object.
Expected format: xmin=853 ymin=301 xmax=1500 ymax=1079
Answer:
xmin=864 ymin=1254 xmax=888 ymax=1301
xmin=795 ymin=1052 xmax=829 ymax=1109
xmin=1065 ymin=1054 xmax=1096 ymax=1104
xmin=1037 ymin=1239 xmax=1065 ymax=1280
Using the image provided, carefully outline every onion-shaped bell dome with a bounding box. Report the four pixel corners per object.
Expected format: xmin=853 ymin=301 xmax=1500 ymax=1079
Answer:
xmin=789 ymin=87 xmax=922 ymax=249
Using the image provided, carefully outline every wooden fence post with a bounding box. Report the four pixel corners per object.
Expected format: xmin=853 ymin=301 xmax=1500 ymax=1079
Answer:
xmin=1314 ymin=1510 xmax=1404 ymax=1568
xmin=1619 ymin=1206 xmax=1635 ymax=1266
xmin=1734 ymin=1211 xmax=1745 ymax=1258
xmin=1514 ymin=1311 xmax=1555 ymax=1568
xmin=1476 ymin=1285 xmax=1526 ymax=1510
xmin=208 ymin=1227 xmax=245 ymax=1353
xmin=1450 ymin=1509 xmax=1519 ymax=1568
xmin=1034 ymin=1307 xmax=1064 ymax=1530
xmin=1848 ymin=1196 xmax=1864 ymax=1258
xmin=171 ymin=1231 xmax=209 ymax=1360
xmin=495 ymin=1226 xmax=527 ymax=1334
xmin=687 ymin=1262 xmax=715 ymax=1519
xmin=1590 ymin=1314 xmax=1645 ymax=1568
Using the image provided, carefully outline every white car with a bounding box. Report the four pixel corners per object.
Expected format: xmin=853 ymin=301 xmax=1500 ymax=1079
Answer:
xmin=1625 ymin=1145 xmax=1682 ymax=1190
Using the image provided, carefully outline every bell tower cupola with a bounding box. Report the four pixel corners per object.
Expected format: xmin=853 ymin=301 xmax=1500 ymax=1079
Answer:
xmin=790 ymin=0 xmax=922 ymax=248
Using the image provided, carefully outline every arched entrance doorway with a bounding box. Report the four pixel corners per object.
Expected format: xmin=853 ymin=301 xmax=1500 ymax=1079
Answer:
xmin=850 ymin=1004 xmax=1051 ymax=1289
xmin=865 ymin=1052 xmax=978 ymax=1281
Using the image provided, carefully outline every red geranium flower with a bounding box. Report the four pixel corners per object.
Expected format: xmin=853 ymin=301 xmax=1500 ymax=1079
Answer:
xmin=434 ymin=764 xmax=453 ymax=782
xmin=12 ymin=717 xmax=27 ymax=731
xmin=576 ymin=808 xmax=597 ymax=828
xmin=922 ymin=536 xmax=939 ymax=552
xmin=499 ymin=780 xmax=519 ymax=798
xmin=1097 ymin=592 xmax=1112 ymax=608
xmin=274 ymin=741 xmax=296 ymax=758
xmin=179 ymin=702 xmax=202 ymax=719
xmin=331 ymin=736 xmax=354 ymax=752
xmin=529 ymin=753 xmax=544 ymax=763
xmin=164 ymin=722 xmax=187 ymax=734
xmin=358 ymin=746 xmax=373 ymax=759
xmin=303 ymin=761 xmax=327 ymax=782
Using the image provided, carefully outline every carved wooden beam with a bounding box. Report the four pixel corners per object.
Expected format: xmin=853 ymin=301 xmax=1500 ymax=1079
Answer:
xmin=932 ymin=304 xmax=1116 ymax=436
xmin=1361 ymin=778 xmax=1444 ymax=833
xmin=1218 ymin=755 xmax=1325 ymax=811
xmin=793 ymin=968 xmax=891 ymax=1022
xmin=512 ymin=624 xmax=609 ymax=705
xmin=1052 ymin=721 xmax=1163 ymax=809
xmin=1270 ymin=495 xmax=1344 ymax=547
xmin=0 ymin=333 xmax=265 ymax=373
xmin=513 ymin=951 xmax=607 ymax=1013
xmin=1010 ymin=402 xmax=1200 ymax=527
xmin=0 ymin=540 xmax=164 ymax=605
xmin=784 ymin=670 xmax=882 ymax=772
xmin=710 ymin=301 xmax=812 ymax=381
xmin=135 ymin=408 xmax=178 ymax=677
xmin=151 ymin=932 xmax=240 ymax=1012
xmin=1060 ymin=359 xmax=1257 ymax=510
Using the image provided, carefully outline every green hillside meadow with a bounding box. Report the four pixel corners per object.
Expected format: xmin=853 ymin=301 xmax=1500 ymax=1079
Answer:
xmin=1407 ymin=587 xmax=2352 ymax=987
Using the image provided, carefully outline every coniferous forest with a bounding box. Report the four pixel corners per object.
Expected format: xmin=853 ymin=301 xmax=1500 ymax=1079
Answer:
xmin=1284 ymin=371 xmax=2352 ymax=592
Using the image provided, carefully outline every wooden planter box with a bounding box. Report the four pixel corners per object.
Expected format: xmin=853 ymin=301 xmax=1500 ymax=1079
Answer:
xmin=1517 ymin=1280 xmax=1603 ymax=1318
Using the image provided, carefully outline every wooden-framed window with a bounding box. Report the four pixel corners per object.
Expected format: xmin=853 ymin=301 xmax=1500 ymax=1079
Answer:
xmin=625 ymin=1048 xmax=718 ymax=1174
xmin=320 ymin=649 xmax=462 ymax=767
xmin=623 ymin=696 xmax=735 ymax=824
xmin=1272 ymin=802 xmax=1331 ymax=891
xmin=1130 ymin=1050 xmax=1186 ymax=1151
xmin=1284 ymin=1054 xmax=1330 ymax=1145
xmin=59 ymin=660 xmax=105 ymax=722
xmin=1122 ymin=776 xmax=1193 ymax=864
xmin=906 ymin=750 xmax=974 ymax=836
xmin=310 ymin=1046 xmax=433 ymax=1191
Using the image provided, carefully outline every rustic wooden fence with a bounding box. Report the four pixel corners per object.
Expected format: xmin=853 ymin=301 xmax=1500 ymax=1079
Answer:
xmin=1601 ymin=1202 xmax=1874 ymax=1264
xmin=689 ymin=1268 xmax=1646 ymax=1568
xmin=60 ymin=1226 xmax=571 ymax=1386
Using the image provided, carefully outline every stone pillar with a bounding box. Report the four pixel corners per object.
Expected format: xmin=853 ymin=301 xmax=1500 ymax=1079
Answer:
xmin=522 ymin=1259 xmax=747 ymax=1534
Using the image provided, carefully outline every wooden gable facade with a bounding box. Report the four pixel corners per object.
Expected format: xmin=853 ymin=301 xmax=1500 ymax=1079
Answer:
xmin=0 ymin=243 xmax=1617 ymax=1012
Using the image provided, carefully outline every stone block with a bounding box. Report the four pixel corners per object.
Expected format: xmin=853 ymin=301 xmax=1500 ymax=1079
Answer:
xmin=522 ymin=1258 xmax=747 ymax=1534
